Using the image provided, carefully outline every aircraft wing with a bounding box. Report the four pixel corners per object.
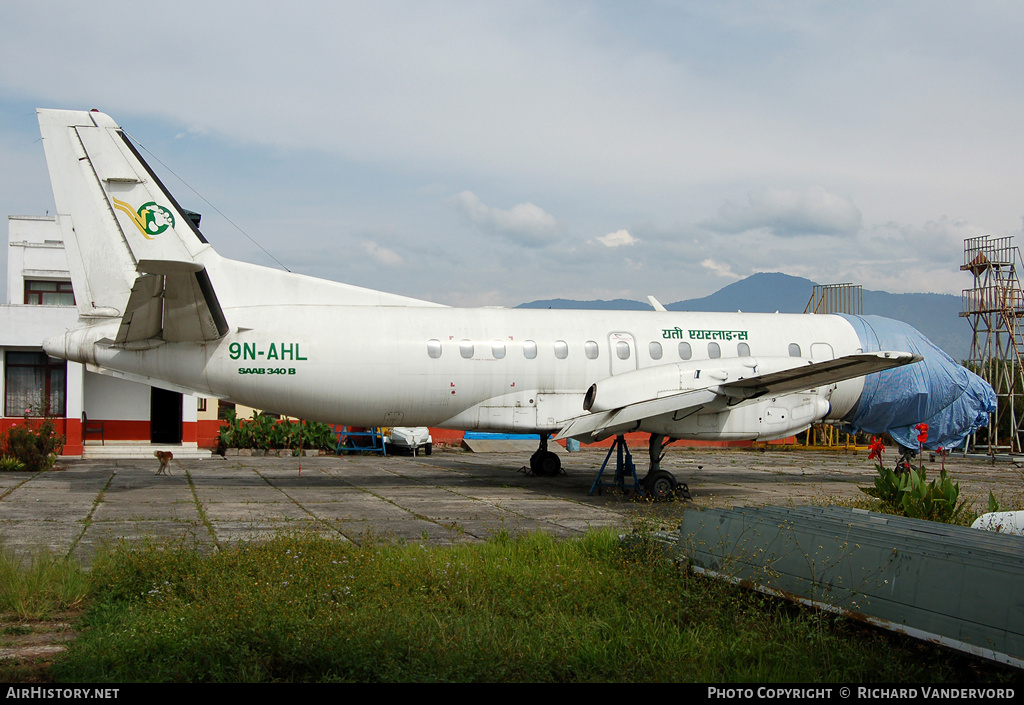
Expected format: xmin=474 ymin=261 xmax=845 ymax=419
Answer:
xmin=555 ymin=351 xmax=921 ymax=442
xmin=716 ymin=351 xmax=922 ymax=401
xmin=115 ymin=261 xmax=229 ymax=344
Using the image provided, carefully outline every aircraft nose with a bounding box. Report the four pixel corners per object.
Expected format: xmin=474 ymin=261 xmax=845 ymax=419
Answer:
xmin=838 ymin=314 xmax=996 ymax=451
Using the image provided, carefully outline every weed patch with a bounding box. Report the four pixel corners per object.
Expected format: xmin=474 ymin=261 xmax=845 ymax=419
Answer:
xmin=46 ymin=530 xmax=1016 ymax=683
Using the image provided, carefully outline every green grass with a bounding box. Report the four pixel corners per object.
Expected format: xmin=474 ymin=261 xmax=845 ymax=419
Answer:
xmin=0 ymin=541 xmax=90 ymax=619
xmin=40 ymin=530 xmax=1016 ymax=683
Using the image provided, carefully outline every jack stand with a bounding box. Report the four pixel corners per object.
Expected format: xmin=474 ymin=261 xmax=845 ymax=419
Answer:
xmin=589 ymin=435 xmax=641 ymax=495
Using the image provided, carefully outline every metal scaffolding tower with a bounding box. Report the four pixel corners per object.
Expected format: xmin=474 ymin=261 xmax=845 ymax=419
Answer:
xmin=960 ymin=235 xmax=1024 ymax=453
xmin=803 ymin=283 xmax=863 ymax=448
xmin=804 ymin=283 xmax=863 ymax=315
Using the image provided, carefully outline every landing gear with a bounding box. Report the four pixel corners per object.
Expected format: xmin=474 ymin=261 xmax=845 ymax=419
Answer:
xmin=530 ymin=434 xmax=561 ymax=477
xmin=643 ymin=470 xmax=678 ymax=500
xmin=589 ymin=433 xmax=690 ymax=501
xmin=641 ymin=434 xmax=679 ymax=500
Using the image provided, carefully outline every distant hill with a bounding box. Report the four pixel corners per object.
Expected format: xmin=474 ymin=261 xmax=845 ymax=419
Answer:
xmin=517 ymin=272 xmax=971 ymax=361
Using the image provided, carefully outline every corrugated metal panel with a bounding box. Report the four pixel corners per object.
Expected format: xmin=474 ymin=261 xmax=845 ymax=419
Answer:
xmin=677 ymin=506 xmax=1024 ymax=668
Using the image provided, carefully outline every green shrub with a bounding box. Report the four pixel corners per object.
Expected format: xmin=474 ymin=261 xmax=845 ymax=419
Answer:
xmin=218 ymin=410 xmax=337 ymax=453
xmin=861 ymin=456 xmax=969 ymax=523
xmin=0 ymin=455 xmax=26 ymax=472
xmin=2 ymin=419 xmax=64 ymax=472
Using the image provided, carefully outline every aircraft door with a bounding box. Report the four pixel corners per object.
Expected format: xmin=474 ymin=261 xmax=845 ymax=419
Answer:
xmin=608 ymin=333 xmax=638 ymax=376
xmin=810 ymin=343 xmax=835 ymax=361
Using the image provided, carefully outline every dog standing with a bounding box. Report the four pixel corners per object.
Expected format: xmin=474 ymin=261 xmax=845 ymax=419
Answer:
xmin=154 ymin=450 xmax=173 ymax=476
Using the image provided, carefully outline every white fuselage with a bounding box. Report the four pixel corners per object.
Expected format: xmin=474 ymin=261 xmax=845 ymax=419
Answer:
xmin=51 ymin=251 xmax=868 ymax=441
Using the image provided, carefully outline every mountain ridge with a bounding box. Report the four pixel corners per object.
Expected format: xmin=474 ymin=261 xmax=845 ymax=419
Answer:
xmin=517 ymin=272 xmax=970 ymax=360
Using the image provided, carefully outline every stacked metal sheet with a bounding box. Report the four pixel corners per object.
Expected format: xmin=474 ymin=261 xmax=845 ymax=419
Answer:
xmin=677 ymin=506 xmax=1024 ymax=668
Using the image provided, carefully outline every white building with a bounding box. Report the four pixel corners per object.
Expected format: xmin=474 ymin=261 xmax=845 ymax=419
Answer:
xmin=2 ymin=215 xmax=218 ymax=456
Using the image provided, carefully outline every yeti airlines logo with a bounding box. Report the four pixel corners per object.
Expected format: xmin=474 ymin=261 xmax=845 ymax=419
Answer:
xmin=111 ymin=198 xmax=175 ymax=239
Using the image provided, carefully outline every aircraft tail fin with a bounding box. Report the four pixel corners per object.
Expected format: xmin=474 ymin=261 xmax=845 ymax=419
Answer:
xmin=38 ymin=109 xmax=227 ymax=340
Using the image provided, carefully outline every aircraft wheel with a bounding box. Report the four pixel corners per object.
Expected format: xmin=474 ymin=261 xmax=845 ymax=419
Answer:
xmin=531 ymin=450 xmax=561 ymax=477
xmin=644 ymin=470 xmax=677 ymax=500
xmin=424 ymin=443 xmax=432 ymax=456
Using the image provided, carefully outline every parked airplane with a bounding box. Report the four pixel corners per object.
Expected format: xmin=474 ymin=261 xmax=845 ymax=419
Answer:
xmin=37 ymin=109 xmax=996 ymax=494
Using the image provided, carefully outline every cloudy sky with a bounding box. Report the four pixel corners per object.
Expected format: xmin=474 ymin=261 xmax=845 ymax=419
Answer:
xmin=2 ymin=1 xmax=1022 ymax=306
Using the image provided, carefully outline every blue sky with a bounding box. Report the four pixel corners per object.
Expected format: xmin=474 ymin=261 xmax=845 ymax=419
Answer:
xmin=2 ymin=1 xmax=1022 ymax=306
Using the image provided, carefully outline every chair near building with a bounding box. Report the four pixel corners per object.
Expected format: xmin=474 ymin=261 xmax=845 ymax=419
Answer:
xmin=82 ymin=412 xmax=105 ymax=446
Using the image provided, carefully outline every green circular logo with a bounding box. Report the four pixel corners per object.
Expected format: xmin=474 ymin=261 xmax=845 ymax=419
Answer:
xmin=139 ymin=202 xmax=175 ymax=236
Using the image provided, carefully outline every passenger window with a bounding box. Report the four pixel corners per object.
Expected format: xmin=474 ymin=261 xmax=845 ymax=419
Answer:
xmin=492 ymin=342 xmax=506 ymax=359
xmin=460 ymin=340 xmax=474 ymax=359
xmin=554 ymin=340 xmax=569 ymax=359
xmin=616 ymin=341 xmax=630 ymax=360
xmin=585 ymin=341 xmax=599 ymax=359
xmin=678 ymin=342 xmax=692 ymax=360
xmin=427 ymin=339 xmax=442 ymax=359
xmin=708 ymin=342 xmax=721 ymax=359
xmin=649 ymin=341 xmax=663 ymax=360
xmin=737 ymin=342 xmax=750 ymax=357
xmin=523 ymin=340 xmax=538 ymax=359
xmin=789 ymin=343 xmax=801 ymax=357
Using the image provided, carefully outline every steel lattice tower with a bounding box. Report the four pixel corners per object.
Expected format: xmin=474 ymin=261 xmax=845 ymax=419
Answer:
xmin=803 ymin=283 xmax=863 ymax=448
xmin=960 ymin=235 xmax=1024 ymax=453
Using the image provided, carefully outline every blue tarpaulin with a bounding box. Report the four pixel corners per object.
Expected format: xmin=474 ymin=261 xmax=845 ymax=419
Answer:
xmin=838 ymin=314 xmax=996 ymax=451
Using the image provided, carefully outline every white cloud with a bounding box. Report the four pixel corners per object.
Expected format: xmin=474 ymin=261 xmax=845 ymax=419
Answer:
xmin=595 ymin=229 xmax=638 ymax=247
xmin=360 ymin=240 xmax=403 ymax=267
xmin=448 ymin=191 xmax=559 ymax=246
xmin=701 ymin=259 xmax=738 ymax=278
xmin=703 ymin=187 xmax=863 ymax=237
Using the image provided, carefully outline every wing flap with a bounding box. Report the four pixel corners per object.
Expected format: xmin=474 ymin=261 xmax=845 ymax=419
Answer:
xmin=555 ymin=389 xmax=719 ymax=441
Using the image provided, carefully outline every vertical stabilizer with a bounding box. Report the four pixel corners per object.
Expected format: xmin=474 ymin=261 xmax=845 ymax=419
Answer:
xmin=38 ymin=109 xmax=226 ymax=340
xmin=38 ymin=109 xmax=211 ymax=317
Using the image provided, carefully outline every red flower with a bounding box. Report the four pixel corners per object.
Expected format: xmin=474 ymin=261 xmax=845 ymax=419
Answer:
xmin=915 ymin=422 xmax=928 ymax=446
xmin=868 ymin=436 xmax=885 ymax=462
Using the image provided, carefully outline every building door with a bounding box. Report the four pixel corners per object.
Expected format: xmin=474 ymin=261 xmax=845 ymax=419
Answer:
xmin=150 ymin=387 xmax=182 ymax=444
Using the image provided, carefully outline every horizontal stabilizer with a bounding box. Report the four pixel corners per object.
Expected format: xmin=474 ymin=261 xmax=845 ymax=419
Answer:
xmin=115 ymin=266 xmax=229 ymax=344
xmin=84 ymin=364 xmax=225 ymax=399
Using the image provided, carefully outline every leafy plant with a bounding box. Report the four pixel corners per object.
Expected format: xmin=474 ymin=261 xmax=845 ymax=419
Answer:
xmin=0 ymin=456 xmax=26 ymax=472
xmin=2 ymin=419 xmax=64 ymax=472
xmin=861 ymin=435 xmax=969 ymax=523
xmin=217 ymin=411 xmax=338 ymax=453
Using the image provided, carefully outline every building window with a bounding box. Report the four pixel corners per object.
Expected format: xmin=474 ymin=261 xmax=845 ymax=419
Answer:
xmin=24 ymin=280 xmax=75 ymax=306
xmin=4 ymin=352 xmax=66 ymax=417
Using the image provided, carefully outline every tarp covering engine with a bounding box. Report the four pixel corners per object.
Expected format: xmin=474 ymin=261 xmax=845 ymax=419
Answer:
xmin=838 ymin=314 xmax=996 ymax=451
